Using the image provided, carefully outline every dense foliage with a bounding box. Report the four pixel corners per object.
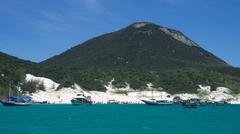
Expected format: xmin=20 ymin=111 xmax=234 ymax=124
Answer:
xmin=42 ymin=22 xmax=226 ymax=69
xmin=37 ymin=22 xmax=239 ymax=93
xmin=30 ymin=66 xmax=240 ymax=94
xmin=0 ymin=52 xmax=41 ymax=98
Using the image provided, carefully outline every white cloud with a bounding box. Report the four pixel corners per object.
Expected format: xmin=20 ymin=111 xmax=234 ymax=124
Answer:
xmin=36 ymin=10 xmax=64 ymax=22
xmin=64 ymin=0 xmax=121 ymax=21
xmin=83 ymin=0 xmax=102 ymax=12
xmin=33 ymin=9 xmax=71 ymax=31
xmin=158 ymin=0 xmax=196 ymax=6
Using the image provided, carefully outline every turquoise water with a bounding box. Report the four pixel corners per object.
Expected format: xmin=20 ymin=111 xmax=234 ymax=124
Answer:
xmin=0 ymin=104 xmax=240 ymax=134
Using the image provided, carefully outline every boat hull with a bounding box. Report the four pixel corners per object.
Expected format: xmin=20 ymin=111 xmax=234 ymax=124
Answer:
xmin=141 ymin=100 xmax=173 ymax=105
xmin=0 ymin=100 xmax=32 ymax=106
xmin=182 ymin=104 xmax=197 ymax=108
xmin=182 ymin=102 xmax=197 ymax=108
xmin=71 ymin=100 xmax=92 ymax=106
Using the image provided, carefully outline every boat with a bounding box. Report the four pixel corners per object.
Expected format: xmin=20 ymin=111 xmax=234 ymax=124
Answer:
xmin=0 ymin=96 xmax=32 ymax=106
xmin=190 ymin=99 xmax=208 ymax=106
xmin=0 ymin=84 xmax=32 ymax=106
xmin=182 ymin=99 xmax=198 ymax=108
xmin=107 ymin=99 xmax=119 ymax=104
xmin=141 ymin=89 xmax=173 ymax=105
xmin=141 ymin=98 xmax=173 ymax=105
xmin=214 ymin=100 xmax=228 ymax=106
xmin=71 ymin=92 xmax=92 ymax=105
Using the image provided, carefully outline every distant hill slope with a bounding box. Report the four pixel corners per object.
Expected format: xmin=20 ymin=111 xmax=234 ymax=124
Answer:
xmin=0 ymin=52 xmax=35 ymax=69
xmin=0 ymin=52 xmax=38 ymax=97
xmin=38 ymin=22 xmax=239 ymax=93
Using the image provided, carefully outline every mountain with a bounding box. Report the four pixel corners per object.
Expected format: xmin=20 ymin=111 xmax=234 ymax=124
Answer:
xmin=0 ymin=22 xmax=240 ymax=95
xmin=42 ymin=22 xmax=227 ymax=69
xmin=39 ymin=22 xmax=240 ymax=93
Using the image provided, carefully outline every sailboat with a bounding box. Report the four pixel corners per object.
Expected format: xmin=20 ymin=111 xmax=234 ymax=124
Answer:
xmin=0 ymin=84 xmax=32 ymax=106
xmin=141 ymin=88 xmax=173 ymax=105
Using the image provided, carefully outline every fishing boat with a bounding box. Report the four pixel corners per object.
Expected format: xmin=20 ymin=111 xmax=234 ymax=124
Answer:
xmin=182 ymin=99 xmax=198 ymax=108
xmin=198 ymin=100 xmax=208 ymax=106
xmin=107 ymin=99 xmax=119 ymax=104
xmin=71 ymin=92 xmax=92 ymax=105
xmin=141 ymin=98 xmax=173 ymax=105
xmin=0 ymin=96 xmax=32 ymax=106
xmin=0 ymin=84 xmax=32 ymax=106
xmin=214 ymin=100 xmax=228 ymax=106
xmin=141 ymin=88 xmax=173 ymax=105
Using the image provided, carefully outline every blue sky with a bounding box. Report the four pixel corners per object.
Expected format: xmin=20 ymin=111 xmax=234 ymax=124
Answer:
xmin=0 ymin=0 xmax=239 ymax=67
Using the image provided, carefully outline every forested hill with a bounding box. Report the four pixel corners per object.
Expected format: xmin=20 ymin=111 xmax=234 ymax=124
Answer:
xmin=37 ymin=22 xmax=239 ymax=93
xmin=0 ymin=22 xmax=240 ymax=95
xmin=42 ymin=22 xmax=227 ymax=69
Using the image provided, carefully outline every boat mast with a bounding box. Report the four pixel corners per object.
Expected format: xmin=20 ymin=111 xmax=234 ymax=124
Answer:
xmin=17 ymin=84 xmax=19 ymax=102
xmin=161 ymin=91 xmax=162 ymax=99
xmin=8 ymin=82 xmax=11 ymax=101
xmin=151 ymin=88 xmax=153 ymax=99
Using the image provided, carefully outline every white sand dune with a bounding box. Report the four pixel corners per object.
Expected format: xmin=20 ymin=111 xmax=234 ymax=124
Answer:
xmin=26 ymin=74 xmax=240 ymax=104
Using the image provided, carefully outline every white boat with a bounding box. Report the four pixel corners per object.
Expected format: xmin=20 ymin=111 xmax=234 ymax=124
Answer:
xmin=71 ymin=92 xmax=92 ymax=105
xmin=107 ymin=99 xmax=119 ymax=104
xmin=142 ymin=98 xmax=173 ymax=105
xmin=141 ymin=89 xmax=173 ymax=105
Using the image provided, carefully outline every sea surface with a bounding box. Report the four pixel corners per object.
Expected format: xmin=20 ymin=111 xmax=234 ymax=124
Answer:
xmin=0 ymin=104 xmax=240 ymax=134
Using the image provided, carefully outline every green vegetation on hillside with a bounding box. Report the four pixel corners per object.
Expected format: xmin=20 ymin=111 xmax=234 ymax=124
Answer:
xmin=0 ymin=52 xmax=43 ymax=98
xmin=42 ymin=22 xmax=226 ymax=69
xmin=35 ymin=22 xmax=239 ymax=93
xmin=29 ymin=66 xmax=240 ymax=94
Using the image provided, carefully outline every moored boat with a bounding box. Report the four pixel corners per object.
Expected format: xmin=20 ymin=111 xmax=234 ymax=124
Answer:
xmin=107 ymin=99 xmax=119 ymax=104
xmin=0 ymin=96 xmax=32 ymax=106
xmin=214 ymin=100 xmax=229 ymax=106
xmin=142 ymin=99 xmax=173 ymax=105
xmin=0 ymin=83 xmax=32 ymax=106
xmin=142 ymin=88 xmax=173 ymax=105
xmin=71 ymin=92 xmax=92 ymax=105
xmin=182 ymin=99 xmax=198 ymax=108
